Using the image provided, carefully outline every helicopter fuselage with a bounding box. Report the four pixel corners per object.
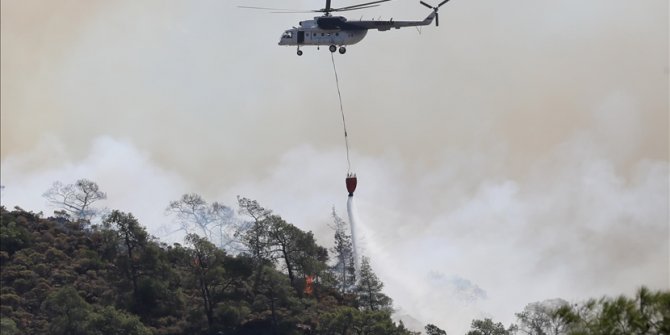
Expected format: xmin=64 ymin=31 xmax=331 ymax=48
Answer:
xmin=273 ymin=0 xmax=447 ymax=56
xmin=278 ymin=17 xmax=368 ymax=48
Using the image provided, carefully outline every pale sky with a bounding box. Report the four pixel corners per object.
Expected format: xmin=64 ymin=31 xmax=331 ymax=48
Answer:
xmin=1 ymin=1 xmax=668 ymax=333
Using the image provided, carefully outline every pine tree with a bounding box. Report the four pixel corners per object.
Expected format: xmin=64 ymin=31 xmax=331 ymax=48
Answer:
xmin=355 ymin=256 xmax=392 ymax=312
xmin=330 ymin=209 xmax=356 ymax=295
xmin=466 ymin=318 xmax=509 ymax=335
xmin=237 ymin=197 xmax=273 ymax=265
xmin=103 ymin=210 xmax=149 ymax=299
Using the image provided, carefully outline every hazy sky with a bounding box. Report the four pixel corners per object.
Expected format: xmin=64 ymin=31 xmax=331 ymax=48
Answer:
xmin=2 ymin=0 xmax=668 ymax=333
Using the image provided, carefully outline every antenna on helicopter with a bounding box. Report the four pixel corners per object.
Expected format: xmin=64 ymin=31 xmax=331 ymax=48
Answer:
xmin=420 ymin=0 xmax=450 ymax=26
xmin=324 ymin=0 xmax=332 ymax=15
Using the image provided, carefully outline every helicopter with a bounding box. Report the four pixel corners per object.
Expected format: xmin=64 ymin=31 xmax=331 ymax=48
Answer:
xmin=242 ymin=0 xmax=452 ymax=56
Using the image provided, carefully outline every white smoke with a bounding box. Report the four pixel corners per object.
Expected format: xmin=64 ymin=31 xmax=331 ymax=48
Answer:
xmin=1 ymin=124 xmax=667 ymax=335
xmin=0 ymin=136 xmax=191 ymax=243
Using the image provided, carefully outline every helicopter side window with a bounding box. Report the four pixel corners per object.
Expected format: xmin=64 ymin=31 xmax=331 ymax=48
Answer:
xmin=282 ymin=31 xmax=293 ymax=39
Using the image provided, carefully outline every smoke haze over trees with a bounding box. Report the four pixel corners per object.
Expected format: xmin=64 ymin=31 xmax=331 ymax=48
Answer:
xmin=1 ymin=191 xmax=668 ymax=334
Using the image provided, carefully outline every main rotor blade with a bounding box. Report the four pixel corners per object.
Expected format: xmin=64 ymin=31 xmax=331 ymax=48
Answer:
xmin=270 ymin=10 xmax=321 ymax=13
xmin=420 ymin=1 xmax=433 ymax=9
xmin=334 ymin=0 xmax=391 ymax=11
xmin=435 ymin=12 xmax=439 ymax=26
xmin=238 ymin=6 xmax=305 ymax=11
xmin=331 ymin=4 xmax=382 ymax=12
xmin=438 ymin=0 xmax=450 ymax=7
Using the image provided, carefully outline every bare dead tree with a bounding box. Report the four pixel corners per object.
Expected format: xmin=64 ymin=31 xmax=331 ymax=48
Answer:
xmin=211 ymin=201 xmax=238 ymax=250
xmin=166 ymin=193 xmax=212 ymax=238
xmin=43 ymin=179 xmax=107 ymax=221
xmin=166 ymin=194 xmax=240 ymax=250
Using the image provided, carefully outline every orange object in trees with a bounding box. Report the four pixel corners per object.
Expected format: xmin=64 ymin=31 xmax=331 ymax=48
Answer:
xmin=304 ymin=275 xmax=314 ymax=295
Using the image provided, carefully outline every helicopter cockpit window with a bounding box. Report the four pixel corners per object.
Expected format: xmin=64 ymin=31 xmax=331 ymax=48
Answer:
xmin=282 ymin=31 xmax=293 ymax=39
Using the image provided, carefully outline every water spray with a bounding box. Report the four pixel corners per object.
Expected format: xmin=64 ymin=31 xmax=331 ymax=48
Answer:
xmin=345 ymin=173 xmax=360 ymax=273
xmin=347 ymin=196 xmax=360 ymax=275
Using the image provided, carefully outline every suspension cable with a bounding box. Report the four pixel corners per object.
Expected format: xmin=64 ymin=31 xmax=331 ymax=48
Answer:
xmin=330 ymin=52 xmax=351 ymax=173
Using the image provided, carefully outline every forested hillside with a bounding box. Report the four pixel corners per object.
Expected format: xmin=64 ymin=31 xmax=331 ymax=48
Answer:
xmin=1 ymin=197 xmax=669 ymax=334
xmin=0 ymin=198 xmax=424 ymax=334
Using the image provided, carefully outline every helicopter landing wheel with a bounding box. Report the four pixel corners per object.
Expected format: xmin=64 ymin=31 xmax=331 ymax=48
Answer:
xmin=297 ymin=50 xmax=303 ymax=56
xmin=329 ymin=45 xmax=337 ymax=53
xmin=338 ymin=46 xmax=346 ymax=54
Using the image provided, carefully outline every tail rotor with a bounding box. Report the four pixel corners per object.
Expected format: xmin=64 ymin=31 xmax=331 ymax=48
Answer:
xmin=420 ymin=0 xmax=450 ymax=26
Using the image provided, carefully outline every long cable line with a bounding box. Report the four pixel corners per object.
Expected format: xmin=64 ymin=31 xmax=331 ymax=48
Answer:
xmin=330 ymin=53 xmax=352 ymax=173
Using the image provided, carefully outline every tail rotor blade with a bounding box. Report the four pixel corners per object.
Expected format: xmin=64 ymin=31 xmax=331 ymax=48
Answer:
xmin=421 ymin=0 xmax=448 ymax=26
